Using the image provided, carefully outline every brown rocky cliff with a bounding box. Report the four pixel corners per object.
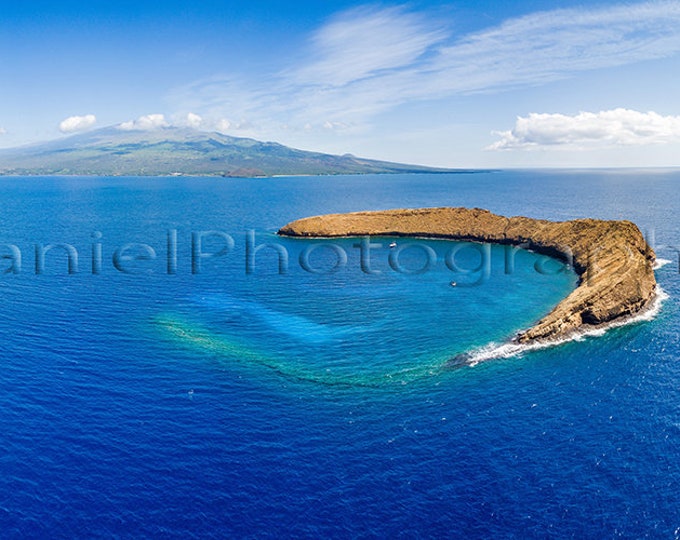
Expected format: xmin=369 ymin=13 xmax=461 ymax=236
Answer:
xmin=278 ymin=207 xmax=657 ymax=343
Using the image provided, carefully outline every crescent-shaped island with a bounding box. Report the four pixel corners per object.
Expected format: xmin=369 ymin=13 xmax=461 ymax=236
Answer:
xmin=278 ymin=207 xmax=657 ymax=344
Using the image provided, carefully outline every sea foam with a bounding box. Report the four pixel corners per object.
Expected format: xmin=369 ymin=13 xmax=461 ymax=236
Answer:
xmin=464 ymin=285 xmax=669 ymax=366
xmin=654 ymin=258 xmax=674 ymax=270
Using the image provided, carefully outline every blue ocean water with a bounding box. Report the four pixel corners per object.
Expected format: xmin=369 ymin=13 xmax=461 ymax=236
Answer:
xmin=0 ymin=170 xmax=678 ymax=537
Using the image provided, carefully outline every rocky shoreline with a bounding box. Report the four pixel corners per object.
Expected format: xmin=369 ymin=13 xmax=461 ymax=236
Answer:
xmin=278 ymin=207 xmax=657 ymax=344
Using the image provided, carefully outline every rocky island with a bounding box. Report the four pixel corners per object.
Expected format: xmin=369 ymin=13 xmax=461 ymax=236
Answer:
xmin=279 ymin=207 xmax=657 ymax=344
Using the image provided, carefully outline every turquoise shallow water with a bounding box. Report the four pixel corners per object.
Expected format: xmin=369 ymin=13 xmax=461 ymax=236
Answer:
xmin=0 ymin=171 xmax=678 ymax=537
xmin=156 ymin=237 xmax=576 ymax=388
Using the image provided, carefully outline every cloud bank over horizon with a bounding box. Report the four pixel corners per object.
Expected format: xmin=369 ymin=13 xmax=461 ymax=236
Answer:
xmin=114 ymin=112 xmax=243 ymax=134
xmin=118 ymin=114 xmax=169 ymax=131
xmin=490 ymin=109 xmax=680 ymax=150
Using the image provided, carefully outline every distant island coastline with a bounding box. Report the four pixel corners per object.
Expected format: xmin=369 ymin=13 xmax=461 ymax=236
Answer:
xmin=0 ymin=126 xmax=470 ymax=177
xmin=279 ymin=207 xmax=657 ymax=344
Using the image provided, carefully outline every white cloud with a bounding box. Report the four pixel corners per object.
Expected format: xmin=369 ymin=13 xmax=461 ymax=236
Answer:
xmin=181 ymin=112 xmax=203 ymax=128
xmin=167 ymin=1 xmax=680 ymax=138
xmin=118 ymin=113 xmax=169 ymax=131
xmin=215 ymin=119 xmax=231 ymax=132
xmin=489 ymin=109 xmax=680 ymax=150
xmin=189 ymin=115 xmax=244 ymax=132
xmin=59 ymin=114 xmax=96 ymax=133
xmin=189 ymin=113 xmax=203 ymax=128
xmin=0 ymin=127 xmax=6 ymax=135
xmin=120 ymin=112 xmax=246 ymax=134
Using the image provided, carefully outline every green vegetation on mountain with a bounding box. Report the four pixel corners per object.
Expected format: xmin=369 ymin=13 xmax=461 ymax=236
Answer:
xmin=0 ymin=127 xmax=457 ymax=177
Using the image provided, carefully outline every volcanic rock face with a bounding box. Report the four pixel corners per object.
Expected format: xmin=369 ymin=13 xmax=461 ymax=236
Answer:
xmin=278 ymin=207 xmax=657 ymax=343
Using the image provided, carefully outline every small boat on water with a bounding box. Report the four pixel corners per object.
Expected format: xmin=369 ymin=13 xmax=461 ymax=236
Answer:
xmin=450 ymin=281 xmax=457 ymax=287
xmin=389 ymin=241 xmax=397 ymax=248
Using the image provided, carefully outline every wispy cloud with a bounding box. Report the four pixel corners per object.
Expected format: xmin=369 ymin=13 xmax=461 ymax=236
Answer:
xmin=168 ymin=1 xmax=680 ymax=134
xmin=489 ymin=108 xmax=680 ymax=149
xmin=118 ymin=113 xmax=169 ymax=131
xmin=59 ymin=114 xmax=96 ymax=133
xmin=426 ymin=1 xmax=680 ymax=94
xmin=0 ymin=127 xmax=6 ymax=135
xmin=294 ymin=5 xmax=446 ymax=86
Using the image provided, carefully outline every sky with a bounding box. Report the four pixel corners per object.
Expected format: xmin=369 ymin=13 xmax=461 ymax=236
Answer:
xmin=2 ymin=0 xmax=680 ymax=167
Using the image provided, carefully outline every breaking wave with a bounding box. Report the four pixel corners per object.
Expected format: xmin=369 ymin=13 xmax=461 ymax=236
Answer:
xmin=461 ymin=286 xmax=669 ymax=367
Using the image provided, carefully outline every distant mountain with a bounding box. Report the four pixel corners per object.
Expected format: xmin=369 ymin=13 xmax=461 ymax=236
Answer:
xmin=0 ymin=126 xmax=457 ymax=177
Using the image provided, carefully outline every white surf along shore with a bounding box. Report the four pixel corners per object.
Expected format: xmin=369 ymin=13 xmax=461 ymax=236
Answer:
xmin=463 ymin=285 xmax=668 ymax=367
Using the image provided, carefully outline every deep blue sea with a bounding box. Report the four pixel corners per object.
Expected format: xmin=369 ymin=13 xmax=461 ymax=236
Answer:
xmin=0 ymin=170 xmax=678 ymax=538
